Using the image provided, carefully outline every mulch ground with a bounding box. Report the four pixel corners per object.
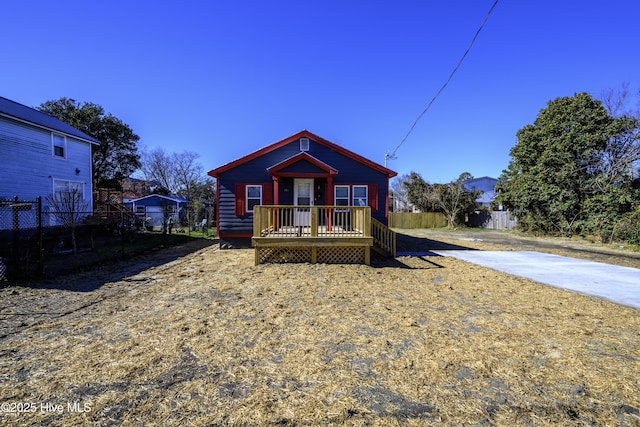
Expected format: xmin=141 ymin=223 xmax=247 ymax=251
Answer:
xmin=0 ymin=232 xmax=638 ymax=426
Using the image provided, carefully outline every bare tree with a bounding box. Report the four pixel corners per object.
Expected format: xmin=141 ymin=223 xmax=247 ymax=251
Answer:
xmin=173 ymin=151 xmax=204 ymax=200
xmin=140 ymin=148 xmax=176 ymax=193
xmin=390 ymin=173 xmax=412 ymax=212
xmin=46 ymin=187 xmax=89 ymax=254
xmin=599 ymin=84 xmax=640 ymax=182
xmin=140 ymin=148 xmax=205 ymax=198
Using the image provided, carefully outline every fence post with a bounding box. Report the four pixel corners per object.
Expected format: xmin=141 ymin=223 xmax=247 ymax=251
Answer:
xmin=37 ymin=196 xmax=43 ymax=276
xmin=121 ymin=211 xmax=125 ymax=258
xmin=12 ymin=196 xmax=20 ymax=275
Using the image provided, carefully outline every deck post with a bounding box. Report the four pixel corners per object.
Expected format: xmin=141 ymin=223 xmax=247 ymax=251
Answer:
xmin=254 ymin=206 xmax=261 ymax=236
xmin=363 ymin=207 xmax=371 ymax=237
xmin=310 ymin=207 xmax=318 ymax=237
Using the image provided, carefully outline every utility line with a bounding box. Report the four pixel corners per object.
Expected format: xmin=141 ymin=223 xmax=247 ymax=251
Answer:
xmin=387 ymin=0 xmax=500 ymax=161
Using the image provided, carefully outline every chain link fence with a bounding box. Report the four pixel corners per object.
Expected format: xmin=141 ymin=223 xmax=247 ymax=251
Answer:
xmin=0 ymin=197 xmax=42 ymax=280
xmin=0 ymin=199 xmax=216 ymax=281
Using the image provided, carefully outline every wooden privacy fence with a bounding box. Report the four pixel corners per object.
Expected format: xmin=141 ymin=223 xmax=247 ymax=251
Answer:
xmin=467 ymin=211 xmax=517 ymax=230
xmin=389 ymin=212 xmax=447 ymax=229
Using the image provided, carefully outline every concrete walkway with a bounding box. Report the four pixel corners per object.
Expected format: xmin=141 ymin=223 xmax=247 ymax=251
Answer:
xmin=432 ymin=250 xmax=640 ymax=310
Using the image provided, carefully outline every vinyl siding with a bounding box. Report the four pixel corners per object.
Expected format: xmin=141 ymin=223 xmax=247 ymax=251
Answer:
xmin=0 ymin=116 xmax=94 ymax=209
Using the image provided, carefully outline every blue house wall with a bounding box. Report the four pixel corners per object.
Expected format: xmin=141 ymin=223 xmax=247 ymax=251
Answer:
xmin=0 ymin=97 xmax=99 ymax=229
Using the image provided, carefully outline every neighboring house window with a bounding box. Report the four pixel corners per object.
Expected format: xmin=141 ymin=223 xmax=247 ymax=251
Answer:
xmin=334 ymin=185 xmax=349 ymax=207
xmin=135 ymin=206 xmax=146 ymax=215
xmin=246 ymin=185 xmax=262 ymax=212
xmin=52 ymin=133 xmax=66 ymax=158
xmin=353 ymin=185 xmax=368 ymax=206
xmin=53 ymin=179 xmax=84 ymax=200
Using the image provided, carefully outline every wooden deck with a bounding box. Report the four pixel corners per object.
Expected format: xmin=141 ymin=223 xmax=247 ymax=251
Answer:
xmin=252 ymin=205 xmax=374 ymax=265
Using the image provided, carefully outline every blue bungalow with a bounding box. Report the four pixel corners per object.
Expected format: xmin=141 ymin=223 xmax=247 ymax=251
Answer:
xmin=208 ymin=130 xmax=397 ymax=264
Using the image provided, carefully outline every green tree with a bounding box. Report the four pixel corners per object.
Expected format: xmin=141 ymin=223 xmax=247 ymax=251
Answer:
xmin=404 ymin=171 xmax=479 ymax=228
xmin=39 ymin=98 xmax=141 ymax=189
xmin=496 ymin=92 xmax=639 ymax=237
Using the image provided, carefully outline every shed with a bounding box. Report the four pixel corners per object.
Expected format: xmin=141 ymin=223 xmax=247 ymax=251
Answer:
xmin=128 ymin=194 xmax=189 ymax=228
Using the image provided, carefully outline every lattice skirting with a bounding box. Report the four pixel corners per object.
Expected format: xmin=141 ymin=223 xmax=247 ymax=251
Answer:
xmin=256 ymin=246 xmax=366 ymax=265
xmin=257 ymin=247 xmax=311 ymax=264
xmin=317 ymin=246 xmax=364 ymax=264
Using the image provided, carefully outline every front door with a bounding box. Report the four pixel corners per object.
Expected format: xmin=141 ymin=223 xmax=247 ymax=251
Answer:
xmin=294 ymin=178 xmax=313 ymax=226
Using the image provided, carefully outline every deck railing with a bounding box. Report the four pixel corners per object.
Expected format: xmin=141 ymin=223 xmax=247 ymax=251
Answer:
xmin=371 ymin=218 xmax=396 ymax=257
xmin=254 ymin=205 xmax=371 ymax=238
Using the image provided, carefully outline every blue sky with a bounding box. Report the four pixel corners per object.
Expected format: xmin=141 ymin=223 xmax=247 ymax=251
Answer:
xmin=2 ymin=1 xmax=638 ymax=183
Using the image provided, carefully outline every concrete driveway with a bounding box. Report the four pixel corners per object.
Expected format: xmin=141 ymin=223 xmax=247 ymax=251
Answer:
xmin=432 ymin=250 xmax=640 ymax=310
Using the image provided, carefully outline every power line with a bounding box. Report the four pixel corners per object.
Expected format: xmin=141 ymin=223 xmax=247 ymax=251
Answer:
xmin=388 ymin=0 xmax=500 ymax=160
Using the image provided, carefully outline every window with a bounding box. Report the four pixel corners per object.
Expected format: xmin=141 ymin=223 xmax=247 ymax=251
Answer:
xmin=246 ymin=185 xmax=262 ymax=212
xmin=353 ymin=185 xmax=368 ymax=206
xmin=135 ymin=206 xmax=146 ymax=215
xmin=300 ymin=138 xmax=310 ymax=151
xmin=52 ymin=133 xmax=66 ymax=158
xmin=53 ymin=179 xmax=84 ymax=201
xmin=334 ymin=185 xmax=349 ymax=207
xmin=235 ymin=183 xmax=273 ymax=216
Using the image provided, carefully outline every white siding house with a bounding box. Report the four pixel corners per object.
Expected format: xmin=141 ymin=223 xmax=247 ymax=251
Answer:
xmin=0 ymin=96 xmax=100 ymax=225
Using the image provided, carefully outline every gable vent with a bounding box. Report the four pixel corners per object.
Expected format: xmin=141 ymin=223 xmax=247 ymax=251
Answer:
xmin=300 ymin=138 xmax=310 ymax=152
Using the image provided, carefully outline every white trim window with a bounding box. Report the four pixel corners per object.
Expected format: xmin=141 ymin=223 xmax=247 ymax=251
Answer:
xmin=53 ymin=179 xmax=84 ymax=201
xmin=246 ymin=185 xmax=262 ymax=212
xmin=52 ymin=133 xmax=66 ymax=158
xmin=334 ymin=185 xmax=349 ymax=207
xmin=353 ymin=185 xmax=368 ymax=206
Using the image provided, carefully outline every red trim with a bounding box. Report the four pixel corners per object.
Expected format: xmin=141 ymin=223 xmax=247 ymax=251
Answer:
xmin=385 ymin=178 xmax=390 ymax=223
xmin=208 ymin=130 xmax=397 ymax=178
xmin=262 ymin=182 xmax=273 ymax=205
xmin=219 ymin=232 xmax=253 ymax=239
xmin=368 ymin=183 xmax=379 ymax=213
xmin=272 ymin=177 xmax=279 ymax=205
xmin=235 ymin=183 xmax=246 ymax=216
xmin=324 ymin=177 xmax=333 ymax=206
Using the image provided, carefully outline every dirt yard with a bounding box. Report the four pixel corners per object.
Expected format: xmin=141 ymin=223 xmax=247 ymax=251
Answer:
xmin=0 ymin=231 xmax=638 ymax=426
